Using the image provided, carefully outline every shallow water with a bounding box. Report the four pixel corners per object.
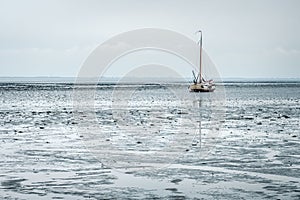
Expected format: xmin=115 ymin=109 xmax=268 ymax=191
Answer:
xmin=0 ymin=81 xmax=299 ymax=199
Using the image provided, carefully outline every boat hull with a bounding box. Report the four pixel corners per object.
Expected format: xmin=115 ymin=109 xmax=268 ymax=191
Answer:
xmin=189 ymin=83 xmax=215 ymax=93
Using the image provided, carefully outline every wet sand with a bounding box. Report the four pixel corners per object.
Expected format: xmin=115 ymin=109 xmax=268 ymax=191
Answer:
xmin=0 ymin=82 xmax=299 ymax=199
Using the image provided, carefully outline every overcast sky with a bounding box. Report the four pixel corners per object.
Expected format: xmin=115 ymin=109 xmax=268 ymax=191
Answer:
xmin=0 ymin=0 xmax=299 ymax=78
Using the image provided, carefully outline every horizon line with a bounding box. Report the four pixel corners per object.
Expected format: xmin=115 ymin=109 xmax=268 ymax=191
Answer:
xmin=0 ymin=76 xmax=299 ymax=79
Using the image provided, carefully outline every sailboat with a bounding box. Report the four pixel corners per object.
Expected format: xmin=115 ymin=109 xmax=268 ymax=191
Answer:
xmin=189 ymin=31 xmax=215 ymax=92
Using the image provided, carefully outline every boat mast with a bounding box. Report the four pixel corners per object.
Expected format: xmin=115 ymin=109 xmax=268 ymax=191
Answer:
xmin=199 ymin=30 xmax=202 ymax=84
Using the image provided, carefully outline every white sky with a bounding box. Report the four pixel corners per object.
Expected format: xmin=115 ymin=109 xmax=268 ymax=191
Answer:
xmin=0 ymin=0 xmax=300 ymax=78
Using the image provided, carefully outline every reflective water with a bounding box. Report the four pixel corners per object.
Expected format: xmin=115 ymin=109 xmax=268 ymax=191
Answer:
xmin=0 ymin=81 xmax=299 ymax=199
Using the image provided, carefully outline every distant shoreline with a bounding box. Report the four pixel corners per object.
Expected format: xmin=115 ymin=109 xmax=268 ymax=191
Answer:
xmin=0 ymin=77 xmax=299 ymax=84
xmin=0 ymin=79 xmax=300 ymax=88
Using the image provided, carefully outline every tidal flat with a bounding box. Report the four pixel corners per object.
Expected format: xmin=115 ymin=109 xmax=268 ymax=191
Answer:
xmin=0 ymin=81 xmax=299 ymax=199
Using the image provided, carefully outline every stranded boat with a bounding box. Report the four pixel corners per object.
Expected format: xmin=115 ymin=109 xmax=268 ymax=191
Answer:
xmin=189 ymin=31 xmax=215 ymax=92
